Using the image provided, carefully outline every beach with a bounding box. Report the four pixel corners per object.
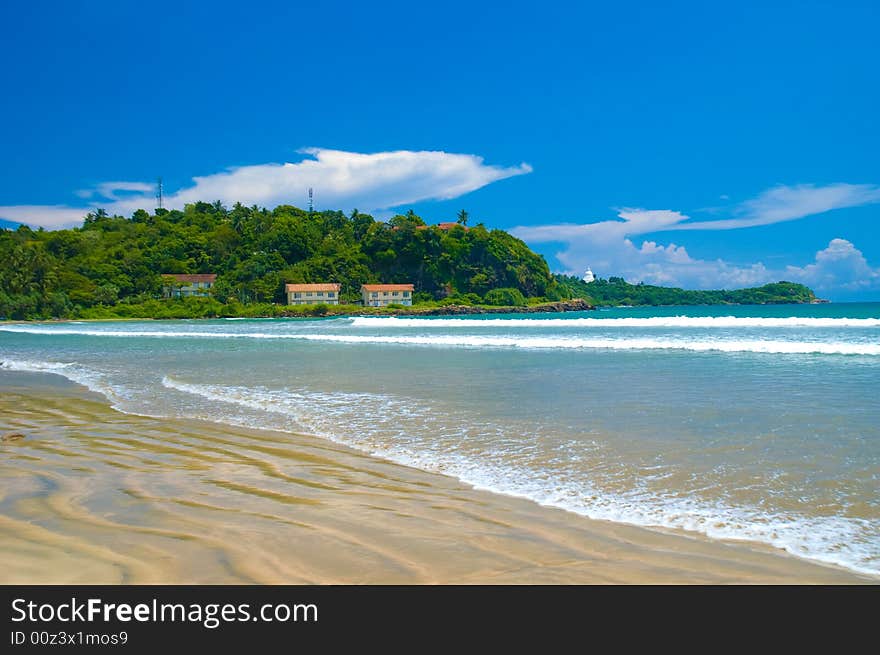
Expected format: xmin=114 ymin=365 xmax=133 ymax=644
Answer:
xmin=1 ymin=305 xmax=879 ymax=582
xmin=3 ymin=0 xmax=878 ymax=597
xmin=0 ymin=370 xmax=872 ymax=584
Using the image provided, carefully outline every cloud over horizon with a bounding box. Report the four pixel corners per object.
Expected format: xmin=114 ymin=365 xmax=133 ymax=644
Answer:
xmin=0 ymin=148 xmax=532 ymax=229
xmin=3 ymin=158 xmax=878 ymax=299
xmin=511 ymin=184 xmax=880 ymax=298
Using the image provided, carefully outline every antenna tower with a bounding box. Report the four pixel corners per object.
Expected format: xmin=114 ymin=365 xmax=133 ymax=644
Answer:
xmin=308 ymin=187 xmax=314 ymax=214
xmin=156 ymin=177 xmax=164 ymax=209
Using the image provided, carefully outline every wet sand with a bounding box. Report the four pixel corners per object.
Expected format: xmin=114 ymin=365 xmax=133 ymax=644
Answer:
xmin=0 ymin=371 xmax=873 ymax=584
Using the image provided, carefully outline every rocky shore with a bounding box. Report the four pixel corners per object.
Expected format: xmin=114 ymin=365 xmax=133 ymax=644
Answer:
xmin=395 ymin=298 xmax=595 ymax=316
xmin=273 ymin=298 xmax=596 ymax=318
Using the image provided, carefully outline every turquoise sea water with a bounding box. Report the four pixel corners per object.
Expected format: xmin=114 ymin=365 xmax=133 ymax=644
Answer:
xmin=2 ymin=302 xmax=879 ymax=575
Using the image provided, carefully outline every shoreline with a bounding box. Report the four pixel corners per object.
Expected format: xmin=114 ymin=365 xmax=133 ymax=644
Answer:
xmin=0 ymin=370 xmax=874 ymax=584
xmin=1 ymin=297 xmax=838 ymax=324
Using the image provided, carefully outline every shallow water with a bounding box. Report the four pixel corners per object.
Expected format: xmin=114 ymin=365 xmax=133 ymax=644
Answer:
xmin=2 ymin=302 xmax=878 ymax=575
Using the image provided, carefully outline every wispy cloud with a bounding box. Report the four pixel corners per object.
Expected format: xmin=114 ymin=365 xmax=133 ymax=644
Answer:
xmin=511 ymin=183 xmax=880 ymax=297
xmin=514 ymin=184 xmax=880 ymax=247
xmin=76 ymin=181 xmax=156 ymax=200
xmin=512 ymin=209 xmax=690 ymax=247
xmin=0 ymin=205 xmax=97 ymax=229
xmin=675 ymin=184 xmax=880 ymax=231
xmin=0 ymin=148 xmax=532 ymax=229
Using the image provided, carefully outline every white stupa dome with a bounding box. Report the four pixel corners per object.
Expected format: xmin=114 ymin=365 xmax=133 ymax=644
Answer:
xmin=582 ymin=267 xmax=595 ymax=283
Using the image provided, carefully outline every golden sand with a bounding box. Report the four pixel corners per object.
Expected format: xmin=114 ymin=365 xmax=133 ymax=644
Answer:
xmin=0 ymin=375 xmax=873 ymax=584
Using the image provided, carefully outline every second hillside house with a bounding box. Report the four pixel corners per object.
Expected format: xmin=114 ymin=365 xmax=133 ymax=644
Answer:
xmin=361 ymin=284 xmax=414 ymax=307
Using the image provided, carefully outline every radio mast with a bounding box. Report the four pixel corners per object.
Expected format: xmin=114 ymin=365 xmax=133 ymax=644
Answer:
xmin=156 ymin=177 xmax=164 ymax=210
xmin=308 ymin=187 xmax=314 ymax=214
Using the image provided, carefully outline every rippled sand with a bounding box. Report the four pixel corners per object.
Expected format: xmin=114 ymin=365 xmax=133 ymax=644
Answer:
xmin=0 ymin=371 xmax=872 ymax=584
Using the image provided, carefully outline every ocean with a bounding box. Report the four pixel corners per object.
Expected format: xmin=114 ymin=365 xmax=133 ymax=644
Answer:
xmin=1 ymin=302 xmax=878 ymax=576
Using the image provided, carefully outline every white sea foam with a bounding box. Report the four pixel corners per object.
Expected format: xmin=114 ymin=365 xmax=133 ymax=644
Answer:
xmin=293 ymin=334 xmax=880 ymax=355
xmin=161 ymin=376 xmax=394 ymax=418
xmin=2 ymin=325 xmax=878 ymax=355
xmin=161 ymin=377 xmax=880 ymax=575
xmin=351 ymin=315 xmax=880 ymax=328
xmin=0 ymin=359 xmax=75 ymax=375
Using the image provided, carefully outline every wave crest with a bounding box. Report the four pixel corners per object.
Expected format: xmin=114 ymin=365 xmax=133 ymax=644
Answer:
xmin=2 ymin=326 xmax=877 ymax=355
xmin=351 ymin=316 xmax=880 ymax=328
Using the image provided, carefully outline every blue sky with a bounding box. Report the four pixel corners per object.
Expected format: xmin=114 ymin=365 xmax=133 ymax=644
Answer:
xmin=1 ymin=0 xmax=878 ymax=299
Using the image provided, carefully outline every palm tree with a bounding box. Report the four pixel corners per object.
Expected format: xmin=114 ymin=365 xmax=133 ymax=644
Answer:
xmin=457 ymin=209 xmax=469 ymax=226
xmin=85 ymin=208 xmax=108 ymax=224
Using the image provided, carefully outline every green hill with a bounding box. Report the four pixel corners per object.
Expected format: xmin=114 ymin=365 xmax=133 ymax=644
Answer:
xmin=555 ymin=274 xmax=818 ymax=306
xmin=0 ymin=202 xmax=821 ymax=319
xmin=0 ymin=203 xmax=558 ymax=319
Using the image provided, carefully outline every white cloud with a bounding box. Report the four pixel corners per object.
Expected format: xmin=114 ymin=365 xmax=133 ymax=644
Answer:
xmin=0 ymin=148 xmax=532 ymax=229
xmin=511 ymin=209 xmax=690 ymax=249
xmin=676 ymin=184 xmax=880 ymax=231
xmin=525 ymin=229 xmax=879 ymax=297
xmin=0 ymin=205 xmax=91 ymax=229
xmin=165 ymin=148 xmax=531 ymax=212
xmin=518 ymin=226 xmax=776 ymax=290
xmin=514 ymin=185 xmax=880 ymax=249
xmin=786 ymin=239 xmax=880 ymax=292
xmin=511 ymin=183 xmax=880 ymax=297
xmin=97 ymin=181 xmax=156 ymax=199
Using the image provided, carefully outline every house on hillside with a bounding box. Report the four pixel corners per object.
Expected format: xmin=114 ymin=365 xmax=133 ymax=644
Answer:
xmin=162 ymin=274 xmax=217 ymax=298
xmin=285 ymin=283 xmax=341 ymax=305
xmin=413 ymin=222 xmax=469 ymax=231
xmin=361 ymin=284 xmax=414 ymax=307
xmin=393 ymin=222 xmax=469 ymax=232
xmin=434 ymin=222 xmax=468 ymax=231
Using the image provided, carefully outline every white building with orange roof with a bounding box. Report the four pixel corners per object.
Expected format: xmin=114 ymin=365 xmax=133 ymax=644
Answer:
xmin=361 ymin=284 xmax=414 ymax=307
xmin=162 ymin=273 xmax=217 ymax=298
xmin=285 ymin=283 xmax=341 ymax=305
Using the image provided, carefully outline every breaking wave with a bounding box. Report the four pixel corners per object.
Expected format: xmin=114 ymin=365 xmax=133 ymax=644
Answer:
xmin=1 ymin=325 xmax=878 ymax=355
xmin=350 ymin=316 xmax=880 ymax=328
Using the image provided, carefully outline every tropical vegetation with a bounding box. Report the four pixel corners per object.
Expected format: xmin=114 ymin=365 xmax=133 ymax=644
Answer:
xmin=555 ymin=275 xmax=818 ymax=306
xmin=0 ymin=203 xmax=557 ymax=319
xmin=0 ymin=202 xmax=819 ymax=320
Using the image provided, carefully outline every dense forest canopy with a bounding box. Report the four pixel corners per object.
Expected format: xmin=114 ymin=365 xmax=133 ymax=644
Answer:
xmin=0 ymin=203 xmax=558 ymax=319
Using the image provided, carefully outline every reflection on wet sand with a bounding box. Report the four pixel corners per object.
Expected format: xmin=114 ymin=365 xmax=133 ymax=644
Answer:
xmin=0 ymin=376 xmax=872 ymax=584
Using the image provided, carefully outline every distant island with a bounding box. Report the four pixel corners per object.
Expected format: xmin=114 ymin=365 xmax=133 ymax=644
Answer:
xmin=0 ymin=202 xmax=818 ymax=320
xmin=555 ymin=275 xmax=820 ymax=307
